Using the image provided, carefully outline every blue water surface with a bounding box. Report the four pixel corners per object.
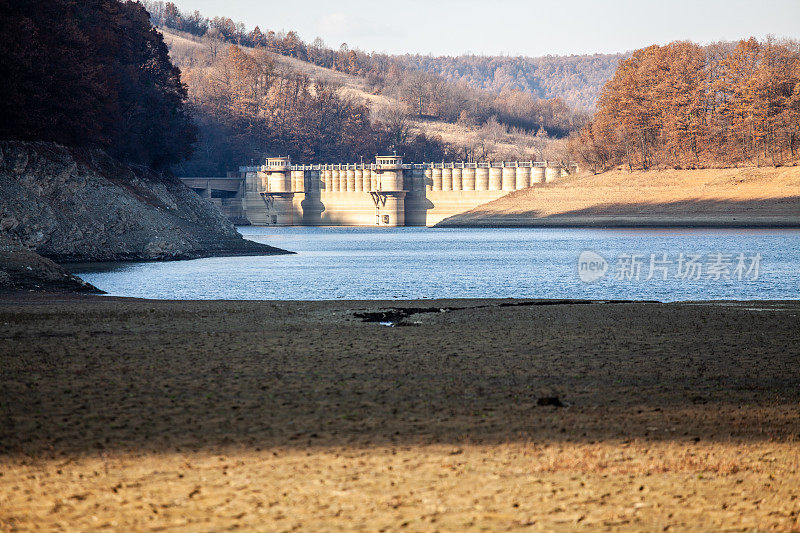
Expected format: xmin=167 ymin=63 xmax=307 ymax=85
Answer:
xmin=71 ymin=227 xmax=800 ymax=301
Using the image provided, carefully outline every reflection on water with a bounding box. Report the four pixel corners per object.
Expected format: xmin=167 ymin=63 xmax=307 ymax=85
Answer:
xmin=71 ymin=227 xmax=800 ymax=301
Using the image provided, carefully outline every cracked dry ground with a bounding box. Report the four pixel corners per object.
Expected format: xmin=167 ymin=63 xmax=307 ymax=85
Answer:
xmin=1 ymin=297 xmax=799 ymax=531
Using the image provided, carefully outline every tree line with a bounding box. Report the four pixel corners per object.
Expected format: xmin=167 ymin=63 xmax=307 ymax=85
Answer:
xmin=0 ymin=0 xmax=195 ymax=170
xmin=571 ymin=38 xmax=800 ymax=171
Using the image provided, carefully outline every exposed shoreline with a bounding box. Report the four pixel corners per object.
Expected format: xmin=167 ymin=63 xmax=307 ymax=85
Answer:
xmin=0 ymin=141 xmax=294 ymax=263
xmin=3 ymin=291 xmax=799 ymax=304
xmin=1 ymin=295 xmax=798 ymax=529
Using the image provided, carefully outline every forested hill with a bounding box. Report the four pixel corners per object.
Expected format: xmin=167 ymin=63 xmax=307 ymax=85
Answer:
xmin=571 ymin=39 xmax=800 ymax=170
xmin=398 ymin=53 xmax=627 ymax=110
xmin=143 ymin=2 xmax=593 ymax=158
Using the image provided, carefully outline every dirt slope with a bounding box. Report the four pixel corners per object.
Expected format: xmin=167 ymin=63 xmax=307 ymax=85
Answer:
xmin=0 ymin=235 xmax=99 ymax=293
xmin=438 ymin=167 xmax=800 ymax=227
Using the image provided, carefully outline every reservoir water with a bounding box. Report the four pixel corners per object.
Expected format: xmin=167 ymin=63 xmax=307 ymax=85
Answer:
xmin=72 ymin=227 xmax=800 ymax=301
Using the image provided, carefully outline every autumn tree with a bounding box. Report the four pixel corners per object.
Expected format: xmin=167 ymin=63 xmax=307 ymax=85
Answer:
xmin=573 ymin=38 xmax=800 ymax=170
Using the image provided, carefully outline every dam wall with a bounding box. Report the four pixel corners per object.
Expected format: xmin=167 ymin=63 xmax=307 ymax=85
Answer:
xmin=425 ymin=191 xmax=508 ymax=225
xmin=188 ymin=157 xmax=574 ymax=226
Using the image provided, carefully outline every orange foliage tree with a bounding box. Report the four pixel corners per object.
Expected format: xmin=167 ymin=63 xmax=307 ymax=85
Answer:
xmin=572 ymin=38 xmax=800 ymax=171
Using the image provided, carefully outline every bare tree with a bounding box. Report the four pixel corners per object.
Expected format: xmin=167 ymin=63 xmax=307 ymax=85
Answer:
xmin=374 ymin=100 xmax=412 ymax=149
xmin=205 ymin=28 xmax=222 ymax=61
xmin=531 ymin=128 xmax=549 ymax=160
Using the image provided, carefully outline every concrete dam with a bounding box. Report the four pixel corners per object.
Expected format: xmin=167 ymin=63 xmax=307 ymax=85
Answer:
xmin=182 ymin=156 xmax=571 ymax=226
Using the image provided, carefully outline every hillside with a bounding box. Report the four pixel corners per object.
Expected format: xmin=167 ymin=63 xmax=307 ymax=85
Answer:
xmin=161 ymin=28 xmax=564 ymax=168
xmin=0 ymin=140 xmax=289 ymax=291
xmin=398 ymin=53 xmax=627 ymax=110
xmin=162 ymin=29 xmax=390 ymax=110
xmin=437 ymin=167 xmax=800 ymax=227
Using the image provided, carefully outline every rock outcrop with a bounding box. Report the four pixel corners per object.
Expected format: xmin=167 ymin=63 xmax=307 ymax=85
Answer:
xmin=0 ymin=234 xmax=101 ymax=293
xmin=0 ymin=141 xmax=289 ymax=262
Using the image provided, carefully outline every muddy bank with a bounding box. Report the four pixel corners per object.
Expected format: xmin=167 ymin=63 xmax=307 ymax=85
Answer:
xmin=0 ymin=296 xmax=798 ymax=530
xmin=2 ymin=296 xmax=798 ymax=454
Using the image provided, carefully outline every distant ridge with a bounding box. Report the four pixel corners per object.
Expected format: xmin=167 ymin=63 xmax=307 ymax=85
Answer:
xmin=397 ymin=52 xmax=628 ymax=110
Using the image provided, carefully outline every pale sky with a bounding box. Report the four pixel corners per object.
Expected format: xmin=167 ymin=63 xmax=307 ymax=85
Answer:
xmin=168 ymin=0 xmax=800 ymax=57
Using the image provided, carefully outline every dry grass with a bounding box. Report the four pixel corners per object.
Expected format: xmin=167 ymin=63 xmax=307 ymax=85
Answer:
xmin=443 ymin=166 xmax=800 ymax=226
xmin=160 ymin=30 xmax=390 ymax=112
xmin=408 ymin=119 xmax=547 ymax=160
xmin=1 ymin=297 xmax=799 ymax=530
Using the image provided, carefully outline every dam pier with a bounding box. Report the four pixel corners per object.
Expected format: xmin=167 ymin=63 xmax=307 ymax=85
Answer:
xmin=183 ymin=156 xmax=572 ymax=226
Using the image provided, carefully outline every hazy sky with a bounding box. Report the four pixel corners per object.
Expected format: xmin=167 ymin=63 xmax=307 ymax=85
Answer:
xmin=168 ymin=0 xmax=800 ymax=57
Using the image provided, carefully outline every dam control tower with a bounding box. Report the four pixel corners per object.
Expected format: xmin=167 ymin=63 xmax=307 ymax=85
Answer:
xmin=372 ymin=155 xmax=407 ymax=226
xmin=260 ymin=157 xmax=294 ymax=225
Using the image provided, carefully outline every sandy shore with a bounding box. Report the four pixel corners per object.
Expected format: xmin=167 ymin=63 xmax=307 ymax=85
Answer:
xmin=437 ymin=167 xmax=800 ymax=227
xmin=1 ymin=295 xmax=799 ymax=530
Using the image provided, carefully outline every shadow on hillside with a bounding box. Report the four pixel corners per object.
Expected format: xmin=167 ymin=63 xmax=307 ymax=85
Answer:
xmin=440 ymin=196 xmax=800 ymax=226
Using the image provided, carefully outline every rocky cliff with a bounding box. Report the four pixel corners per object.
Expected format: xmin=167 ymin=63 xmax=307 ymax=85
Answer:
xmin=0 ymin=141 xmax=288 ymax=262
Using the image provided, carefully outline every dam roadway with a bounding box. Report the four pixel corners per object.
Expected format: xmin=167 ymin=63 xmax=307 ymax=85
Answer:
xmin=182 ymin=156 xmax=571 ymax=226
